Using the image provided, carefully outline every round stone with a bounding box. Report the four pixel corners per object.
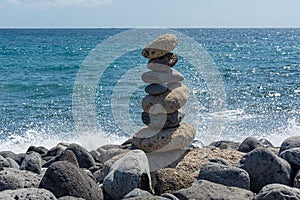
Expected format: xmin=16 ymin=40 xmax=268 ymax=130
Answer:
xmin=142 ymin=84 xmax=189 ymax=114
xmin=142 ymin=109 xmax=185 ymax=129
xmin=132 ymin=123 xmax=196 ymax=153
xmin=145 ymin=83 xmax=169 ymax=95
xmin=147 ymin=53 xmax=178 ymax=72
xmin=141 ymin=69 xmax=184 ymax=84
xmin=142 ymin=34 xmax=178 ymax=59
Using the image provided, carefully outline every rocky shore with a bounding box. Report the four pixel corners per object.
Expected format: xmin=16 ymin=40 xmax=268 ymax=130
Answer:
xmin=1 ymin=136 xmax=300 ymax=199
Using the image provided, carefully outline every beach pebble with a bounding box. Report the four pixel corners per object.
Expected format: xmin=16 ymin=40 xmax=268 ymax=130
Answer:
xmin=39 ymin=161 xmax=103 ymax=199
xmin=173 ymin=180 xmax=254 ymax=200
xmin=0 ymin=168 xmax=42 ymax=191
xmin=280 ymin=147 xmax=300 ymax=169
xmin=255 ymin=183 xmax=300 ymax=200
xmin=198 ymin=162 xmax=250 ymax=190
xmin=141 ymin=69 xmax=184 ymax=84
xmin=238 ymin=136 xmax=264 ymax=153
xmin=145 ymin=83 xmax=169 ymax=95
xmin=0 ymin=188 xmax=57 ymax=200
xmin=209 ymin=157 xmax=229 ymax=165
xmin=142 ymin=109 xmax=185 ymax=129
xmin=279 ymin=136 xmax=300 ymax=154
xmin=147 ymin=53 xmax=178 ymax=72
xmin=43 ymin=149 xmax=79 ymax=168
xmin=103 ymin=150 xmax=152 ymax=200
xmin=20 ymin=152 xmax=42 ymax=174
xmin=142 ymin=84 xmax=188 ymax=114
xmin=152 ymin=168 xmax=194 ymax=195
xmin=66 ymin=143 xmax=96 ymax=169
xmin=132 ymin=123 xmax=195 ymax=153
xmin=142 ymin=34 xmax=178 ymax=59
xmin=239 ymin=147 xmax=292 ymax=193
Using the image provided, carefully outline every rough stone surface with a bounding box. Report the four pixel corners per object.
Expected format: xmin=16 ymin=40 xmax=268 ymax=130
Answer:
xmin=43 ymin=149 xmax=79 ymax=168
xmin=27 ymin=146 xmax=48 ymax=157
xmin=132 ymin=123 xmax=195 ymax=153
xmin=161 ymin=193 xmax=179 ymax=200
xmin=255 ymin=183 xmax=300 ymax=200
xmin=20 ymin=152 xmax=42 ymax=174
xmin=0 ymin=188 xmax=57 ymax=200
xmin=98 ymin=147 xmax=129 ymax=163
xmin=6 ymin=157 xmax=20 ymax=168
xmin=173 ymin=180 xmax=254 ymax=200
xmin=142 ymin=34 xmax=178 ymax=59
xmin=176 ymin=148 xmax=244 ymax=177
xmin=147 ymin=53 xmax=178 ymax=72
xmin=152 ymin=168 xmax=194 ymax=195
xmin=142 ymin=109 xmax=184 ymax=129
xmin=145 ymin=83 xmax=169 ymax=95
xmin=209 ymin=157 xmax=229 ymax=165
xmin=0 ymin=168 xmax=42 ymax=191
xmin=239 ymin=147 xmax=292 ymax=193
xmin=46 ymin=143 xmax=68 ymax=157
xmin=0 ymin=155 xmax=9 ymax=168
xmin=280 ymin=147 xmax=300 ymax=169
xmin=279 ymin=136 xmax=300 ymax=154
xmin=58 ymin=196 xmax=85 ymax=200
xmin=198 ymin=162 xmax=250 ymax=190
xmin=142 ymin=84 xmax=189 ymax=114
xmin=141 ymin=69 xmax=184 ymax=84
xmin=39 ymin=161 xmax=103 ymax=200
xmin=66 ymin=143 xmax=95 ymax=168
xmin=209 ymin=140 xmax=241 ymax=150
xmin=103 ymin=150 xmax=152 ymax=200
xmin=293 ymin=169 xmax=300 ymax=188
xmin=238 ymin=136 xmax=264 ymax=153
xmin=123 ymin=188 xmax=153 ymax=199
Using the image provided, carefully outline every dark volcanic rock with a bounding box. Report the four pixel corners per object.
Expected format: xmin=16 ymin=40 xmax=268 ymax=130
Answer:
xmin=103 ymin=150 xmax=152 ymax=200
xmin=39 ymin=161 xmax=103 ymax=200
xmin=66 ymin=143 xmax=95 ymax=168
xmin=293 ymin=169 xmax=300 ymax=189
xmin=280 ymin=147 xmax=300 ymax=169
xmin=142 ymin=109 xmax=184 ymax=129
xmin=27 ymin=146 xmax=48 ymax=156
xmin=0 ymin=188 xmax=57 ymax=200
xmin=145 ymin=83 xmax=169 ymax=95
xmin=43 ymin=149 xmax=79 ymax=168
xmin=209 ymin=140 xmax=241 ymax=150
xmin=198 ymin=162 xmax=250 ymax=190
xmin=209 ymin=157 xmax=229 ymax=165
xmin=238 ymin=136 xmax=264 ymax=153
xmin=152 ymin=168 xmax=194 ymax=195
xmin=0 ymin=168 xmax=42 ymax=191
xmin=239 ymin=147 xmax=292 ymax=193
xmin=20 ymin=152 xmax=42 ymax=174
xmin=173 ymin=180 xmax=254 ymax=200
xmin=279 ymin=136 xmax=300 ymax=154
xmin=123 ymin=188 xmax=153 ymax=199
xmin=255 ymin=183 xmax=300 ymax=200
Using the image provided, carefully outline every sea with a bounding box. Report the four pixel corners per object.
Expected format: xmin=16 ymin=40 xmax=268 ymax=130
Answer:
xmin=0 ymin=28 xmax=299 ymax=153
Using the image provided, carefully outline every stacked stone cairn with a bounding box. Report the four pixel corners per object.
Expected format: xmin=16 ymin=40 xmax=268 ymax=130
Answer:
xmin=132 ymin=34 xmax=196 ymax=153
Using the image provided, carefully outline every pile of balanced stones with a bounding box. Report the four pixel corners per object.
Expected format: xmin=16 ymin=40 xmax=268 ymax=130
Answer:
xmin=132 ymin=34 xmax=196 ymax=153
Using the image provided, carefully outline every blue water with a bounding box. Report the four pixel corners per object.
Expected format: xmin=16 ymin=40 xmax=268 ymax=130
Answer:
xmin=0 ymin=28 xmax=299 ymax=151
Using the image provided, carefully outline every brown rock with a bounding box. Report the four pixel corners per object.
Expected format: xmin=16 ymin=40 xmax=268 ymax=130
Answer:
xmin=141 ymin=69 xmax=184 ymax=84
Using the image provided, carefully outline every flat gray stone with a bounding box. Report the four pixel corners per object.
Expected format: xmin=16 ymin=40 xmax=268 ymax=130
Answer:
xmin=239 ymin=147 xmax=292 ymax=193
xmin=147 ymin=53 xmax=178 ymax=72
xmin=0 ymin=188 xmax=57 ymax=200
xmin=132 ymin=123 xmax=195 ymax=153
xmin=142 ymin=109 xmax=184 ymax=129
xmin=198 ymin=162 xmax=250 ymax=190
xmin=255 ymin=183 xmax=300 ymax=200
xmin=173 ymin=180 xmax=254 ymax=200
xmin=141 ymin=69 xmax=184 ymax=84
xmin=142 ymin=34 xmax=178 ymax=59
xmin=145 ymin=83 xmax=169 ymax=95
xmin=103 ymin=150 xmax=152 ymax=200
xmin=142 ymin=84 xmax=188 ymax=114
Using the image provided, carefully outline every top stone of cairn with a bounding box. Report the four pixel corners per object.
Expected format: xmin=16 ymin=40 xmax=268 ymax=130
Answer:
xmin=142 ymin=34 xmax=178 ymax=59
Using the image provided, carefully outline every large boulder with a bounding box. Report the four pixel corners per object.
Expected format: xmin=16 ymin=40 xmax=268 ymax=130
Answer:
xmin=0 ymin=188 xmax=57 ymax=200
xmin=39 ymin=161 xmax=103 ymax=199
xmin=0 ymin=155 xmax=9 ymax=168
xmin=66 ymin=143 xmax=95 ymax=168
xmin=43 ymin=149 xmax=79 ymax=168
xmin=152 ymin=168 xmax=194 ymax=195
xmin=255 ymin=183 xmax=300 ymax=200
xmin=0 ymin=168 xmax=42 ymax=191
xmin=198 ymin=162 xmax=250 ymax=190
xmin=27 ymin=146 xmax=48 ymax=157
xmin=280 ymin=147 xmax=300 ymax=169
xmin=238 ymin=137 xmax=264 ymax=153
xmin=279 ymin=136 xmax=300 ymax=154
xmin=20 ymin=152 xmax=42 ymax=174
xmin=293 ymin=169 xmax=300 ymax=189
xmin=239 ymin=147 xmax=292 ymax=193
xmin=103 ymin=150 xmax=152 ymax=200
xmin=173 ymin=180 xmax=254 ymax=200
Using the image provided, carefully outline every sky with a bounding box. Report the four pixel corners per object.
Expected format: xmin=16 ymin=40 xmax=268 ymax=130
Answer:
xmin=0 ymin=0 xmax=300 ymax=28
